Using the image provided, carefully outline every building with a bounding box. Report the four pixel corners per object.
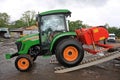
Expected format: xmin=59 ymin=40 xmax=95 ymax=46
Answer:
xmin=10 ymin=25 xmax=38 ymax=38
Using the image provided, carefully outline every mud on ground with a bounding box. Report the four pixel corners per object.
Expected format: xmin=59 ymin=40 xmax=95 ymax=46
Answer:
xmin=0 ymin=38 xmax=120 ymax=80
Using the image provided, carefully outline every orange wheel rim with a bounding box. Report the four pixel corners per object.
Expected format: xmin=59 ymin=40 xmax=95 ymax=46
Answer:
xmin=18 ymin=58 xmax=29 ymax=70
xmin=63 ymin=46 xmax=78 ymax=62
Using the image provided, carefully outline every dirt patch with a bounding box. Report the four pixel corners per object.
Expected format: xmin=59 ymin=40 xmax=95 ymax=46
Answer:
xmin=0 ymin=38 xmax=120 ymax=80
xmin=116 ymin=39 xmax=120 ymax=43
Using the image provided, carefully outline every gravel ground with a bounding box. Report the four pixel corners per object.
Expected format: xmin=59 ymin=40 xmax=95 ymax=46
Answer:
xmin=0 ymin=38 xmax=120 ymax=80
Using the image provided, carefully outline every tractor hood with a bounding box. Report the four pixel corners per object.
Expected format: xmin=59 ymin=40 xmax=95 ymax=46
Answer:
xmin=16 ymin=33 xmax=39 ymax=42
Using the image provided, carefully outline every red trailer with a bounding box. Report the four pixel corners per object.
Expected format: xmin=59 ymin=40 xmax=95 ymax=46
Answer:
xmin=75 ymin=26 xmax=113 ymax=54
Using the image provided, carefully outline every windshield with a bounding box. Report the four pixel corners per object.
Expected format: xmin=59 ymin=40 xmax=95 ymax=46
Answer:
xmin=109 ymin=35 xmax=115 ymax=37
xmin=41 ymin=14 xmax=66 ymax=32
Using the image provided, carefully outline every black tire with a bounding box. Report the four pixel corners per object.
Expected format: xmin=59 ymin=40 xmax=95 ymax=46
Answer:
xmin=55 ymin=38 xmax=84 ymax=67
xmin=15 ymin=55 xmax=33 ymax=72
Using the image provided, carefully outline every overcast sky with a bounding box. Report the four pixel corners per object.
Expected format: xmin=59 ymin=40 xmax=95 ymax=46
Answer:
xmin=0 ymin=0 xmax=120 ymax=27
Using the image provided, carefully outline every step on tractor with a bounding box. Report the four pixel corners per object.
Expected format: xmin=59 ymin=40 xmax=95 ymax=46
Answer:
xmin=5 ymin=9 xmax=120 ymax=72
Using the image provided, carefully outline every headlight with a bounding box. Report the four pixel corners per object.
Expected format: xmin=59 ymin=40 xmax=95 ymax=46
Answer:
xmin=15 ymin=41 xmax=22 ymax=51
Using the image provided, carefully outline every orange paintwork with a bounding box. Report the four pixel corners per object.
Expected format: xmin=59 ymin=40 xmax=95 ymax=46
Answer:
xmin=63 ymin=46 xmax=78 ymax=62
xmin=17 ymin=58 xmax=29 ymax=70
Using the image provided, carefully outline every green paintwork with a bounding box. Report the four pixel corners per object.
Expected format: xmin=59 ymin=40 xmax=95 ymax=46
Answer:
xmin=40 ymin=9 xmax=71 ymax=16
xmin=16 ymin=31 xmax=76 ymax=55
xmin=50 ymin=32 xmax=76 ymax=51
xmin=5 ymin=53 xmax=11 ymax=59
xmin=5 ymin=33 xmax=40 ymax=59
xmin=16 ymin=33 xmax=38 ymax=42
xmin=17 ymin=33 xmax=39 ymax=54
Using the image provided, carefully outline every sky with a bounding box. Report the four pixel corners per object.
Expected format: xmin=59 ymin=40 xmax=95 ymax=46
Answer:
xmin=0 ymin=0 xmax=120 ymax=27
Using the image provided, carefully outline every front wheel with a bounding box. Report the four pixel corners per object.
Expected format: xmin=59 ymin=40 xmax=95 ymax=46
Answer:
xmin=15 ymin=55 xmax=33 ymax=72
xmin=56 ymin=39 xmax=84 ymax=67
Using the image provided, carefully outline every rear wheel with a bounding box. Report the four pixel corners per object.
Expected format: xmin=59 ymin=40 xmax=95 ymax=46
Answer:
xmin=56 ymin=38 xmax=84 ymax=67
xmin=15 ymin=55 xmax=33 ymax=72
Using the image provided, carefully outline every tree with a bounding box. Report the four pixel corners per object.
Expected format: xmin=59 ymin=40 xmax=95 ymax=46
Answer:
xmin=69 ymin=20 xmax=87 ymax=31
xmin=107 ymin=27 xmax=120 ymax=38
xmin=104 ymin=23 xmax=110 ymax=28
xmin=20 ymin=10 xmax=36 ymax=27
xmin=115 ymin=28 xmax=120 ymax=38
xmin=0 ymin=12 xmax=10 ymax=27
xmin=13 ymin=20 xmax=26 ymax=28
xmin=9 ymin=10 xmax=36 ymax=28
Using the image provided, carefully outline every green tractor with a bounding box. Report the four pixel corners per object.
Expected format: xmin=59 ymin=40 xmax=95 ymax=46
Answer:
xmin=5 ymin=9 xmax=84 ymax=72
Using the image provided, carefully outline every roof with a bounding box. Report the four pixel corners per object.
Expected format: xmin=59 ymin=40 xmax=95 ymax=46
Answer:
xmin=10 ymin=27 xmax=24 ymax=32
xmin=40 ymin=9 xmax=71 ymax=16
xmin=25 ymin=25 xmax=38 ymax=30
xmin=0 ymin=28 xmax=8 ymax=31
xmin=10 ymin=25 xmax=38 ymax=32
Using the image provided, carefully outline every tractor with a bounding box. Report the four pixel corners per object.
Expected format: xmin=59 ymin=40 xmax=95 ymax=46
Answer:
xmin=6 ymin=9 xmax=84 ymax=72
xmin=5 ymin=9 xmax=112 ymax=72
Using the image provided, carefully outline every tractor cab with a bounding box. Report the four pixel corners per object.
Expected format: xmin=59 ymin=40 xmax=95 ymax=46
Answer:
xmin=37 ymin=9 xmax=71 ymax=52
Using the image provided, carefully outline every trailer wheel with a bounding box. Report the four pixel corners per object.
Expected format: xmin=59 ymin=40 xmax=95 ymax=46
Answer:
xmin=56 ymin=39 xmax=84 ymax=67
xmin=15 ymin=55 xmax=33 ymax=72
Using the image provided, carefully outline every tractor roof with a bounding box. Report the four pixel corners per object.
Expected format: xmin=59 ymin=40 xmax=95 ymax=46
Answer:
xmin=40 ymin=9 xmax=71 ymax=16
